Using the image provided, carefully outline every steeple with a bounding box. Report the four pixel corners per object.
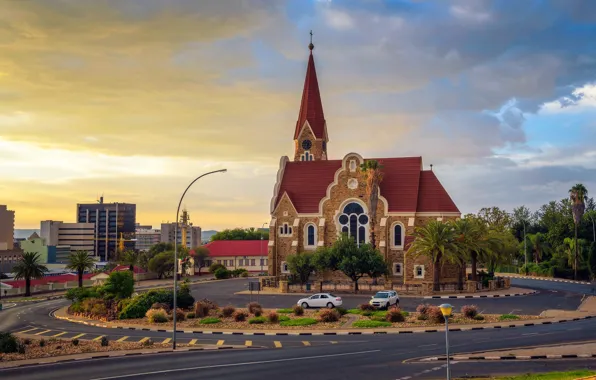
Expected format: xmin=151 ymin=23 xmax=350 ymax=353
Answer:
xmin=294 ymin=30 xmax=328 ymax=162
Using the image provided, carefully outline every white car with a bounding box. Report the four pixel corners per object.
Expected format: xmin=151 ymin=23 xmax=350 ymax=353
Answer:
xmin=297 ymin=293 xmax=343 ymax=309
xmin=369 ymin=290 xmax=399 ymax=309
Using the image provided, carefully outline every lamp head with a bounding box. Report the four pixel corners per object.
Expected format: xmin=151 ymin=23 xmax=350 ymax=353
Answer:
xmin=439 ymin=303 xmax=453 ymax=317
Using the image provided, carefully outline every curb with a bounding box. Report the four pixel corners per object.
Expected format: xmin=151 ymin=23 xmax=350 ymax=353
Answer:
xmin=503 ymin=275 xmax=591 ymax=285
xmin=10 ymin=296 xmax=65 ymax=304
xmin=421 ymin=353 xmax=596 ymax=362
xmin=423 ymin=290 xmax=537 ymax=299
xmin=53 ymin=311 xmax=595 ymax=336
xmin=0 ymin=346 xmax=255 ymax=370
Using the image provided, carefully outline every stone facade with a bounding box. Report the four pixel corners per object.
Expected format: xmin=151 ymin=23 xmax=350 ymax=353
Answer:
xmin=294 ymin=123 xmax=327 ymax=162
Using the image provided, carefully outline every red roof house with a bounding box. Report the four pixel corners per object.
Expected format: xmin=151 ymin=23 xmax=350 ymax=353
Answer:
xmin=202 ymin=240 xmax=268 ymax=272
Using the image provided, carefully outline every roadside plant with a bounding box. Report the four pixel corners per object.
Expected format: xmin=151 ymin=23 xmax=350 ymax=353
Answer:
xmin=248 ymin=316 xmax=267 ymax=324
xmin=222 ymin=305 xmax=236 ymax=318
xmin=317 ymin=309 xmax=340 ymax=323
xmin=267 ymin=312 xmax=279 ymax=323
xmin=233 ymin=311 xmax=248 ymax=322
xmin=100 ymin=336 xmax=109 ymax=347
xmin=146 ymin=308 xmax=168 ymax=323
xmin=386 ymin=308 xmax=405 ymax=323
xmin=461 ymin=305 xmax=478 ymax=319
xmin=39 ymin=339 xmax=46 ymax=347
xmin=71 ymin=339 xmax=80 ymax=346
xmin=426 ymin=306 xmax=445 ymax=324
xmin=359 ymin=303 xmax=376 ymax=312
xmin=247 ymin=302 xmax=262 ymax=315
xmin=292 ymin=305 xmax=304 ymax=316
xmin=0 ymin=332 xmax=18 ymax=353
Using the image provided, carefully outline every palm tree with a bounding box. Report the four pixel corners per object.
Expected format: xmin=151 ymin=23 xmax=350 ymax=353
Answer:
xmin=452 ymin=218 xmax=482 ymax=290
xmin=120 ymin=250 xmax=142 ymax=272
xmin=525 ymin=233 xmax=551 ymax=264
xmin=569 ymin=184 xmax=589 ymax=280
xmin=408 ymin=220 xmax=459 ymax=291
xmin=12 ymin=252 xmax=48 ymax=297
xmin=360 ymin=160 xmax=384 ymax=250
xmin=66 ymin=250 xmax=96 ymax=288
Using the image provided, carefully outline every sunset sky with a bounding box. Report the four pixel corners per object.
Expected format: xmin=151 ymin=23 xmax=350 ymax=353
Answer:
xmin=1 ymin=0 xmax=595 ymax=230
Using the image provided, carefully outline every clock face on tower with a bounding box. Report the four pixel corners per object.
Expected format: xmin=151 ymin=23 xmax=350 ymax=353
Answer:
xmin=302 ymin=139 xmax=312 ymax=150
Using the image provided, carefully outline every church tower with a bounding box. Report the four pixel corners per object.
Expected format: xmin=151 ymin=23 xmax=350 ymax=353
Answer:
xmin=293 ymin=32 xmax=329 ymax=162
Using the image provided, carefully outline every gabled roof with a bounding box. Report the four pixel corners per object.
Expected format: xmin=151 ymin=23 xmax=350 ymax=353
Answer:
xmin=273 ymin=157 xmax=460 ymax=214
xmin=28 ymin=232 xmax=40 ymax=240
xmin=294 ymin=50 xmax=326 ymax=140
xmin=202 ymin=240 xmax=267 ymax=257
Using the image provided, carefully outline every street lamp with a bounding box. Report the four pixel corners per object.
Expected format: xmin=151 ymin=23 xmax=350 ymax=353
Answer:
xmin=172 ymin=169 xmax=227 ymax=349
xmin=260 ymin=222 xmax=268 ymax=273
xmin=439 ymin=303 xmax=453 ymax=380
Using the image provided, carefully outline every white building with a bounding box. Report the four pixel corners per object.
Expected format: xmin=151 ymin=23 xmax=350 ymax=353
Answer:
xmin=160 ymin=223 xmax=201 ymax=250
xmin=135 ymin=228 xmax=161 ymax=252
xmin=40 ymin=220 xmax=95 ymax=256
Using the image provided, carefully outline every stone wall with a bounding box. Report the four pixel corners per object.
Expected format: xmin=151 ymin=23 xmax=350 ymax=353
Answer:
xmin=293 ymin=123 xmax=327 ymax=161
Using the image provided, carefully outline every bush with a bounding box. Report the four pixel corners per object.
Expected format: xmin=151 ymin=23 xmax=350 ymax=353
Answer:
xmin=151 ymin=302 xmax=171 ymax=312
xmin=277 ymin=308 xmax=292 ymax=314
xmin=17 ymin=343 xmax=26 ymax=354
xmin=416 ymin=304 xmax=430 ymax=315
xmin=197 ymin=298 xmax=218 ymax=311
xmin=474 ymin=315 xmax=485 ymax=321
xmin=90 ymin=302 xmax=108 ymax=317
xmin=461 ymin=305 xmax=478 ymax=319
xmin=335 ymin=307 xmax=348 ymax=316
xmin=280 ymin=318 xmax=317 ymax=327
xmin=317 ymin=309 xmax=341 ymax=323
xmin=119 ymin=289 xmax=173 ymax=320
xmin=209 ymin=263 xmax=226 ymax=273
xmin=214 ymin=268 xmax=231 ymax=279
xmin=231 ymin=268 xmax=248 ymax=278
xmin=352 ymin=320 xmax=391 ymax=328
xmin=499 ymin=314 xmax=520 ymax=321
xmin=359 ymin=303 xmax=376 ymax=311
xmin=267 ymin=312 xmax=279 ymax=323
xmin=199 ymin=317 xmax=221 ymax=324
xmin=66 ymin=287 xmax=100 ymax=303
xmin=193 ymin=301 xmax=209 ymax=318
xmin=279 ymin=315 xmax=290 ymax=322
xmin=100 ymin=336 xmax=109 ymax=347
xmin=72 ymin=339 xmax=80 ymax=346
xmin=171 ymin=308 xmax=185 ymax=322
xmin=177 ymin=283 xmax=195 ymax=309
xmin=102 ymin=271 xmax=134 ymax=300
xmin=222 ymin=305 xmax=236 ymax=318
xmin=240 ymin=271 xmax=249 ymax=278
xmin=292 ymin=305 xmax=304 ymax=316
xmin=417 ymin=314 xmax=428 ymax=321
xmin=39 ymin=339 xmax=46 ymax=347
xmin=0 ymin=332 xmax=18 ymax=353
xmin=186 ymin=312 xmax=196 ymax=319
xmin=233 ymin=311 xmax=248 ymax=322
xmin=386 ymin=308 xmax=405 ymax=323
xmin=401 ymin=311 xmax=410 ymax=318
xmin=426 ymin=306 xmax=445 ymax=324
xmin=247 ymin=302 xmax=262 ymax=315
xmin=248 ymin=316 xmax=267 ymax=324
xmin=23 ymin=338 xmax=31 ymax=345
xmin=142 ymin=339 xmax=154 ymax=347
xmin=146 ymin=308 xmax=169 ymax=323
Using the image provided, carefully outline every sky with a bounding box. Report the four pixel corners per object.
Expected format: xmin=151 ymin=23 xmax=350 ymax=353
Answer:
xmin=1 ymin=0 xmax=595 ymax=230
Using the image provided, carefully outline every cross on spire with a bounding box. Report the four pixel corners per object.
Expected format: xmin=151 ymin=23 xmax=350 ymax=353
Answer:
xmin=308 ymin=30 xmax=314 ymax=51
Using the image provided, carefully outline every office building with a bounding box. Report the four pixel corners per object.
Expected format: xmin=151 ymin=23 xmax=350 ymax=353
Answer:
xmin=0 ymin=205 xmax=15 ymax=250
xmin=135 ymin=228 xmax=161 ymax=252
xmin=76 ymin=197 xmax=136 ymax=261
xmin=160 ymin=209 xmax=201 ymax=250
xmin=40 ymin=221 xmax=95 ymax=258
xmin=20 ymin=232 xmax=71 ymax=264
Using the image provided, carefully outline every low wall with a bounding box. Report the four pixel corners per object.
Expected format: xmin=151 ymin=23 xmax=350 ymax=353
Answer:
xmin=1 ymin=280 xmax=94 ymax=297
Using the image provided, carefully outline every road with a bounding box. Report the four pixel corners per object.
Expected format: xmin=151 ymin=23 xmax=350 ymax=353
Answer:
xmin=1 ymin=277 xmax=594 ymax=379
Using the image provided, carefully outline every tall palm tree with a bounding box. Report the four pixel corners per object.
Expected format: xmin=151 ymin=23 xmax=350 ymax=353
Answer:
xmin=66 ymin=250 xmax=96 ymax=288
xmin=463 ymin=216 xmax=500 ymax=281
xmin=525 ymin=233 xmax=551 ymax=264
xmin=408 ymin=220 xmax=458 ymax=291
xmin=452 ymin=218 xmax=482 ymax=290
xmin=360 ymin=160 xmax=384 ymax=250
xmin=570 ymin=183 xmax=589 ymax=280
xmin=120 ymin=250 xmax=142 ymax=272
xmin=12 ymin=252 xmax=48 ymax=297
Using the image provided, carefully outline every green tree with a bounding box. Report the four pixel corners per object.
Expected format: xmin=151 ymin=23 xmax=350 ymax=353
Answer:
xmin=211 ymin=228 xmax=268 ymax=241
xmin=147 ymin=242 xmax=174 ymax=260
xmin=191 ymin=246 xmax=210 ymax=275
xmin=569 ymin=183 xmax=589 ymax=280
xmin=65 ymin=250 xmax=96 ymax=288
xmin=408 ymin=220 xmax=459 ymax=291
xmin=120 ymin=250 xmax=142 ymax=272
xmin=287 ymin=252 xmax=316 ymax=289
xmin=452 ymin=218 xmax=481 ymax=289
xmin=360 ymin=160 xmax=384 ymax=250
xmin=584 ymin=210 xmax=596 ymax=244
xmin=148 ymin=251 xmax=175 ymax=279
xmin=11 ymin=252 xmax=48 ymax=297
xmin=525 ymin=233 xmax=551 ymax=263
xmin=102 ymin=270 xmax=134 ymax=299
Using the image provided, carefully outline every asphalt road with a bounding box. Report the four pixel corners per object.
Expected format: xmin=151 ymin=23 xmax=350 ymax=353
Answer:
xmin=511 ymin=277 xmax=596 ymax=295
xmin=1 ymin=278 xmax=595 ymax=379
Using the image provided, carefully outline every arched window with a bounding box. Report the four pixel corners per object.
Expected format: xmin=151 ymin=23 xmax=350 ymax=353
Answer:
xmin=338 ymin=202 xmax=368 ymax=246
xmin=279 ymin=223 xmax=292 ymax=237
xmin=392 ymin=223 xmax=404 ymax=248
xmin=305 ymin=224 xmax=316 ymax=247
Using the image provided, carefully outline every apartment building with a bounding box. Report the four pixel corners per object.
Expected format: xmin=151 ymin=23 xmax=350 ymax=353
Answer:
xmin=0 ymin=205 xmax=15 ymax=250
xmin=135 ymin=227 xmax=161 ymax=252
xmin=40 ymin=220 xmax=95 ymax=257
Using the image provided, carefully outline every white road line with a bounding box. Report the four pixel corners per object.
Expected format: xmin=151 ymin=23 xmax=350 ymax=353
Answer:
xmin=418 ymin=344 xmax=437 ymax=347
xmin=90 ymin=350 xmax=382 ymax=380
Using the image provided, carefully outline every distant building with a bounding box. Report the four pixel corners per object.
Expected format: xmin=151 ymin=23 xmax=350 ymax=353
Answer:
xmin=0 ymin=247 xmax=23 ymax=273
xmin=40 ymin=220 xmax=95 ymax=259
xmin=202 ymin=240 xmax=268 ymax=273
xmin=0 ymin=205 xmax=15 ymax=251
xmin=161 ymin=223 xmax=201 ymax=250
xmin=135 ymin=223 xmax=153 ymax=230
xmin=76 ymin=197 xmax=136 ymax=261
xmin=135 ymin=228 xmax=161 ymax=252
xmin=19 ymin=232 xmax=71 ymax=264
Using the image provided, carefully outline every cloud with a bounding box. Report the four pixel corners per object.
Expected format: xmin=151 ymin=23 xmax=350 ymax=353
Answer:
xmin=539 ymin=83 xmax=596 ymax=114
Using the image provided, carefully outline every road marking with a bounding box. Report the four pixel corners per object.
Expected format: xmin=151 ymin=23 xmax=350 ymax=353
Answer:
xmin=330 ymin=341 xmax=338 ymax=344
xmin=161 ymin=338 xmax=171 ymax=344
xmin=15 ymin=327 xmax=39 ymax=334
xmin=90 ymin=350 xmax=381 ymax=380
xmin=274 ymin=341 xmax=282 ymax=348
xmin=418 ymin=344 xmax=437 ymax=347
xmin=216 ymin=340 xmax=224 ymax=346
xmin=522 ymin=333 xmax=539 ymax=336
xmin=34 ymin=330 xmax=52 ymax=336
xmin=71 ymin=333 xmax=86 ymax=340
xmin=116 ymin=336 xmax=129 ymax=342
xmin=52 ymin=332 xmax=68 ymax=338
xmin=92 ymin=336 xmax=105 ymax=341
xmin=189 ymin=339 xmax=198 ymax=345
xmin=302 ymin=341 xmax=311 ymax=346
xmin=245 ymin=340 xmax=252 ymax=347
xmin=138 ymin=337 xmax=150 ymax=344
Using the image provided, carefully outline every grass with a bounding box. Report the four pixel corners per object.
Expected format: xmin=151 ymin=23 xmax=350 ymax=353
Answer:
xmin=352 ymin=320 xmax=392 ymax=328
xmin=460 ymin=370 xmax=596 ymax=379
xmin=277 ymin=308 xmax=293 ymax=314
xmin=347 ymin=309 xmax=362 ymax=315
xmin=279 ymin=318 xmax=317 ymax=327
xmin=499 ymin=314 xmax=521 ymax=321
xmin=199 ymin=317 xmax=221 ymax=324
xmin=248 ymin=316 xmax=267 ymax=324
xmin=278 ymin=315 xmax=290 ymax=322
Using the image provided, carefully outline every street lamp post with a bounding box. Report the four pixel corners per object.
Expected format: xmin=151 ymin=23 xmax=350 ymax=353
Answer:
xmin=260 ymin=222 xmax=268 ymax=273
xmin=439 ymin=303 xmax=453 ymax=380
xmin=172 ymin=169 xmax=227 ymax=349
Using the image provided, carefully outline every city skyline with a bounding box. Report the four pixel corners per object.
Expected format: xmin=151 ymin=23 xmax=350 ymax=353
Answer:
xmin=2 ymin=0 xmax=595 ymax=230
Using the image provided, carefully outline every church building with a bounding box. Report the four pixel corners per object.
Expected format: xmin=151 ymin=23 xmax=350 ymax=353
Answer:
xmin=268 ymin=38 xmax=461 ymax=284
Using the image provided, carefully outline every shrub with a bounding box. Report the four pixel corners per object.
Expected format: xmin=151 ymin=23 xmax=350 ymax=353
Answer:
xmin=119 ymin=289 xmax=173 ymax=320
xmin=39 ymin=339 xmax=46 ymax=347
xmin=386 ymin=308 xmax=405 ymax=323
xmin=0 ymin=332 xmax=18 ymax=353
xmin=461 ymin=305 xmax=478 ymax=319
xmin=214 ymin=268 xmax=231 ymax=279
xmin=186 ymin=312 xmax=196 ymax=319
xmin=401 ymin=311 xmax=410 ymax=318
xmin=197 ymin=298 xmax=218 ymax=311
xmin=474 ymin=315 xmax=485 ymax=321
xmin=359 ymin=303 xmax=376 ymax=311
xmin=240 ymin=271 xmax=249 ymax=278
xmin=142 ymin=339 xmax=154 ymax=347
xmin=279 ymin=315 xmax=290 ymax=322
xmin=23 ymin=338 xmax=31 ymax=345
xmin=292 ymin=305 xmax=304 ymax=316
xmin=231 ymin=268 xmax=248 ymax=278
xmin=248 ymin=316 xmax=267 ymax=324
xmin=417 ymin=314 xmax=428 ymax=321
xmin=177 ymin=283 xmax=195 ymax=309
xmin=335 ymin=307 xmax=348 ymax=316
xmin=233 ymin=311 xmax=248 ymax=322
xmin=69 ymin=302 xmax=83 ymax=314
xmin=317 ymin=309 xmax=341 ymax=323
xmin=171 ymin=308 xmax=185 ymax=322
xmin=280 ymin=318 xmax=317 ymax=327
xmin=151 ymin=302 xmax=171 ymax=312
xmin=499 ymin=314 xmax=520 ymax=321
xmin=17 ymin=343 xmax=26 ymax=354
xmin=194 ymin=302 xmax=210 ymax=318
xmin=247 ymin=302 xmax=262 ymax=315
xmin=416 ymin=304 xmax=430 ymax=315
xmin=102 ymin=271 xmax=134 ymax=300
xmin=352 ymin=320 xmax=391 ymax=328
xmin=100 ymin=336 xmax=109 ymax=347
xmin=66 ymin=287 xmax=100 ymax=303
xmin=222 ymin=305 xmax=236 ymax=318
xmin=267 ymin=312 xmax=279 ymax=323
xmin=199 ymin=317 xmax=221 ymax=324
xmin=146 ymin=308 xmax=169 ymax=323
xmin=209 ymin=263 xmax=226 ymax=273
xmin=91 ymin=302 xmax=108 ymax=317
xmin=277 ymin=308 xmax=292 ymax=314
xmin=426 ymin=306 xmax=445 ymax=324
xmin=72 ymin=339 xmax=80 ymax=346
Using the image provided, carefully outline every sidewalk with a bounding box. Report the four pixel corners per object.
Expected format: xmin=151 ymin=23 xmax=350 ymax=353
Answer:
xmin=496 ymin=273 xmax=592 ymax=285
xmin=541 ymin=295 xmax=596 ymax=318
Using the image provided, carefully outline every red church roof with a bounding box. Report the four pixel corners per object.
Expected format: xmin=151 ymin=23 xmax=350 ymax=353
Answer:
xmin=203 ymin=240 xmax=268 ymax=257
xmin=294 ymin=49 xmax=326 ymax=140
xmin=274 ymin=157 xmax=459 ymax=214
